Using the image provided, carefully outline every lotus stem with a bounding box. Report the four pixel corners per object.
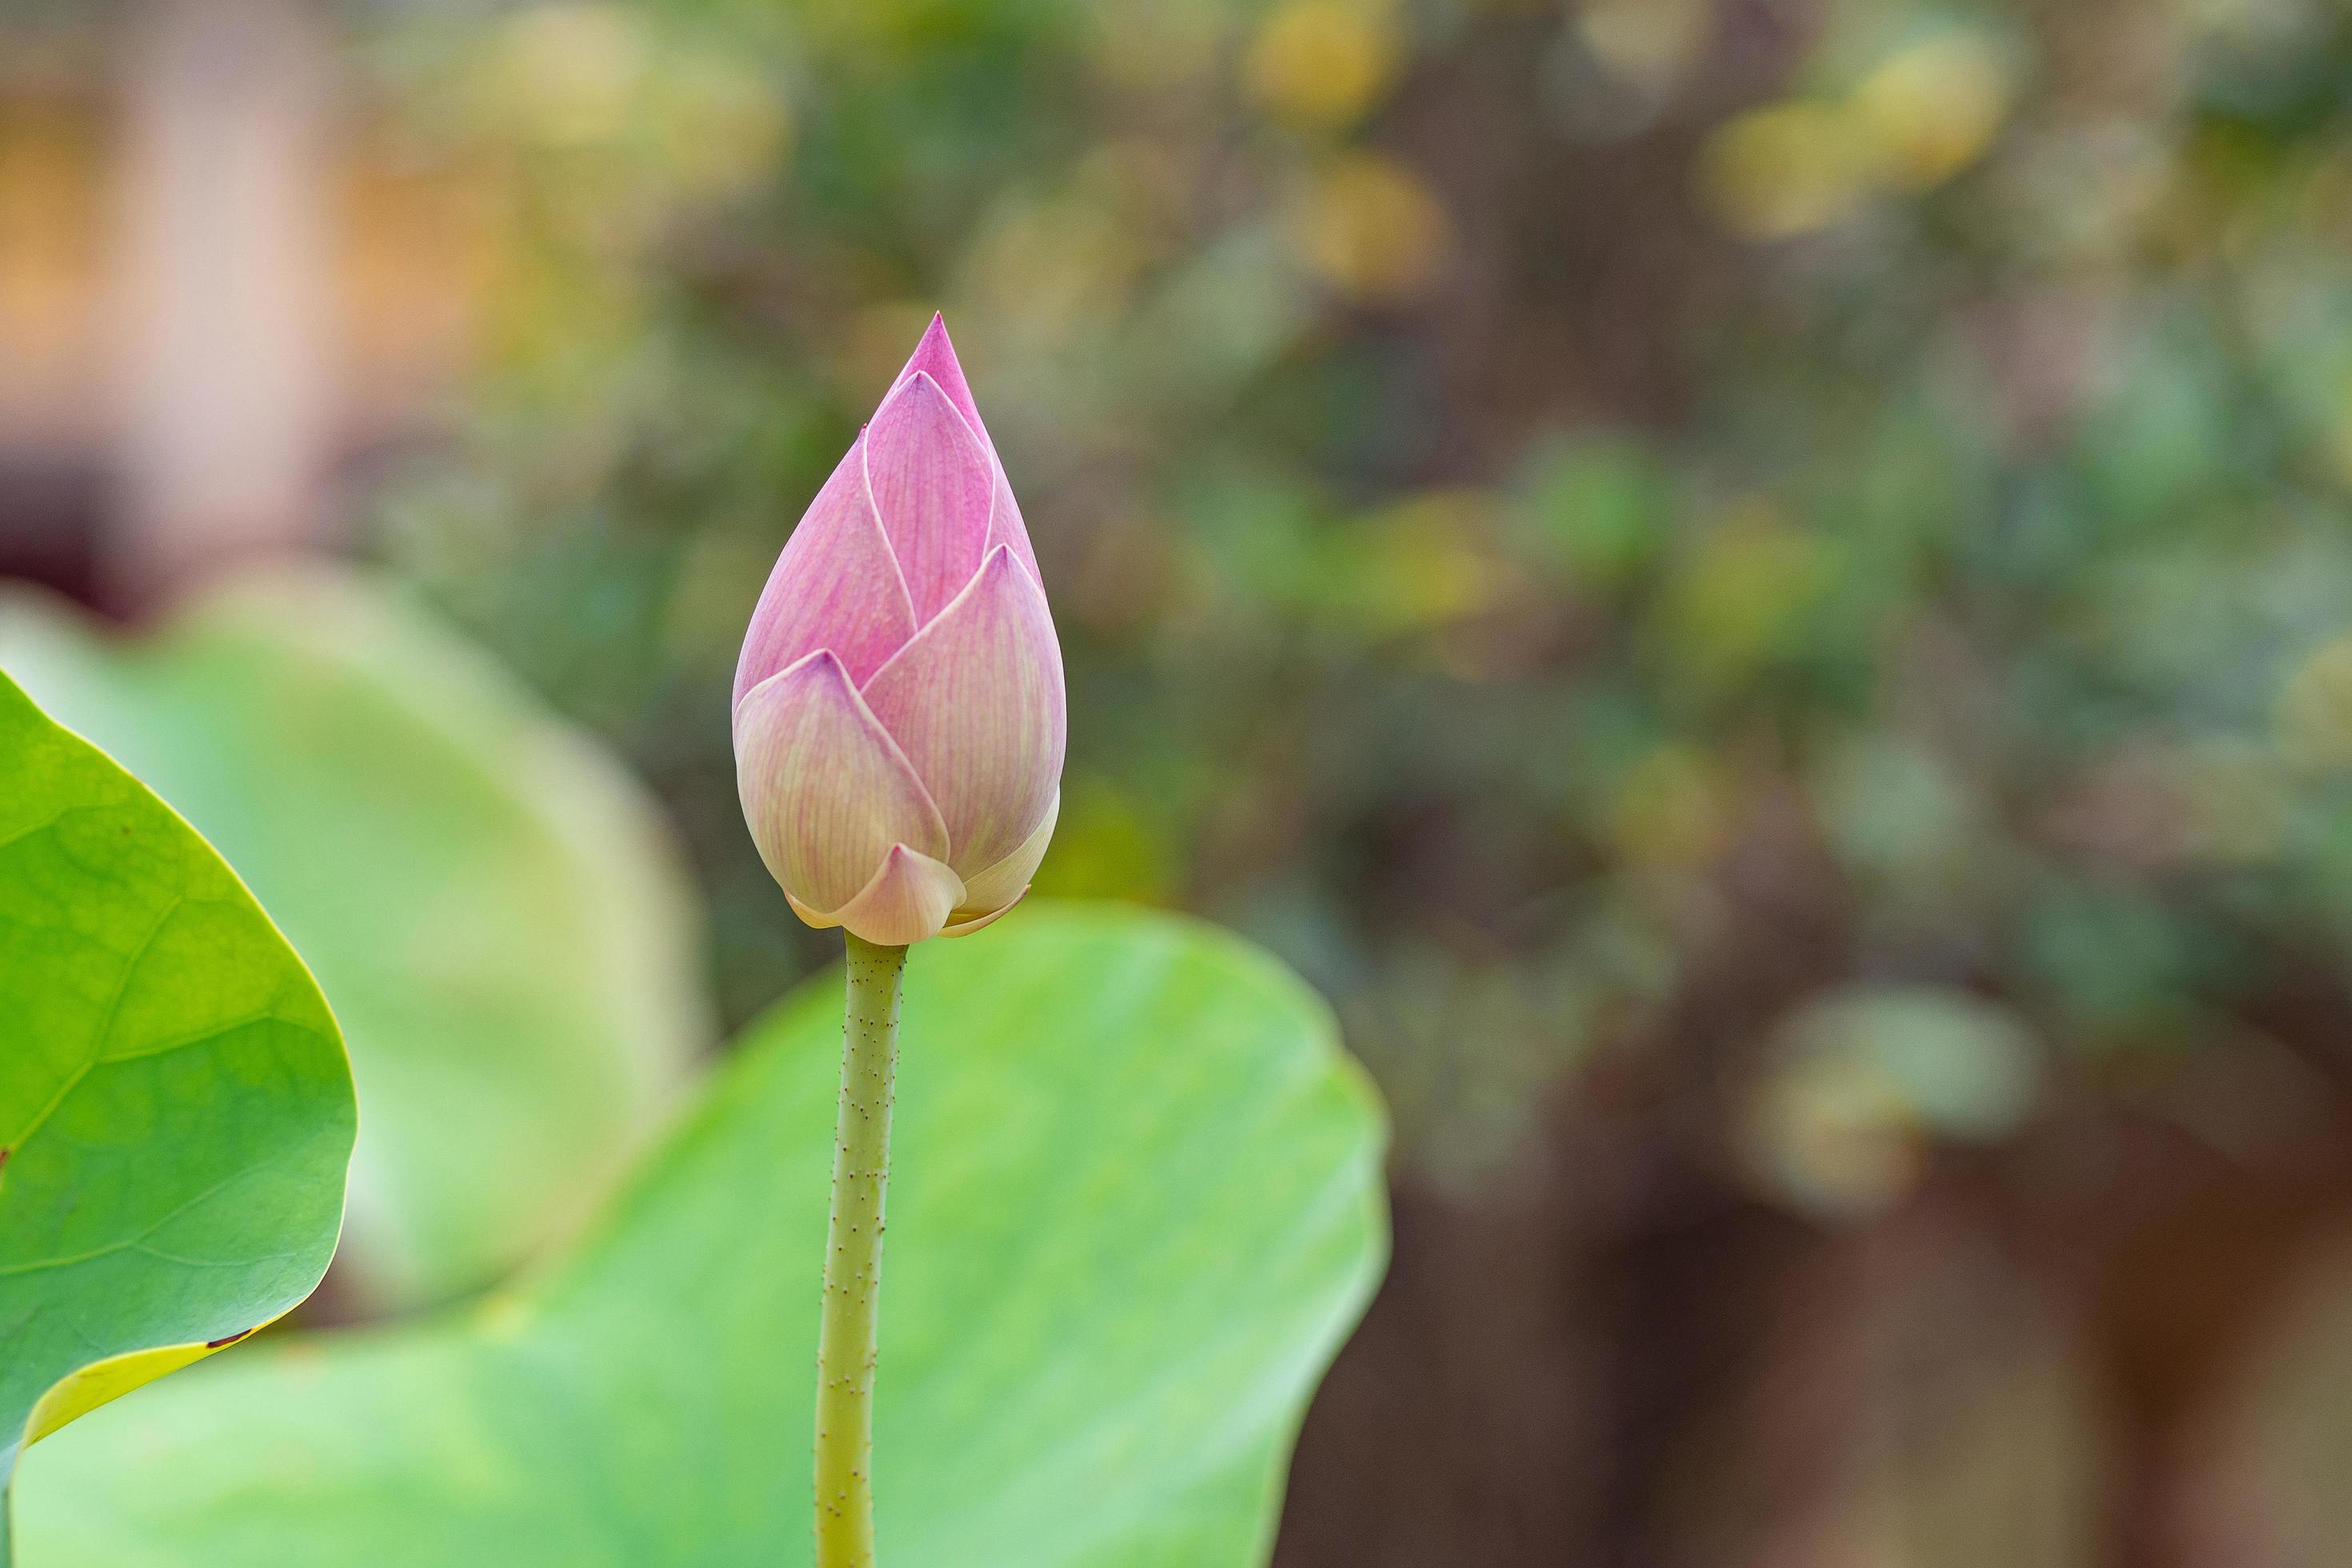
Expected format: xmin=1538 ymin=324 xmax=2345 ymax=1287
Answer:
xmin=814 ymin=934 xmax=906 ymax=1568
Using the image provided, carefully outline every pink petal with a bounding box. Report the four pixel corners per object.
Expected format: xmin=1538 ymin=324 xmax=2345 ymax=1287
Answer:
xmin=734 ymin=441 xmax=919 ymax=702
xmin=861 ymin=546 xmax=1065 ymax=880
xmin=940 ymin=894 xmax=1023 ymax=938
xmin=734 ymin=651 xmax=948 ymax=917
xmin=795 ymin=843 xmax=966 ymax=946
xmin=953 ymin=788 xmax=1058 ymax=921
xmin=862 ymin=373 xmax=994 ymax=626
xmin=887 ymin=315 xmax=1043 ymax=589
xmin=892 ymin=314 xmax=986 ymax=445
xmin=983 ymin=466 xmax=1043 ymax=588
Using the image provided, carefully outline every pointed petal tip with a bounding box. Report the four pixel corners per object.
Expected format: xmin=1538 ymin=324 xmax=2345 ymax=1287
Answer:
xmin=832 ymin=842 xmax=965 ymax=946
xmin=733 ymin=645 xmax=845 ymax=718
xmin=891 ymin=312 xmax=984 ymax=444
xmin=869 ymin=368 xmax=960 ymax=440
xmin=911 ymin=311 xmax=953 ymax=360
xmin=882 ymin=368 xmax=957 ymax=418
xmin=977 ymin=536 xmax=1054 ymax=606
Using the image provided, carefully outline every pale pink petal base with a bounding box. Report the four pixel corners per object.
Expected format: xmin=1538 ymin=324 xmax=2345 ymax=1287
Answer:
xmin=953 ymin=789 xmax=1058 ymax=919
xmin=861 ymin=546 xmax=1066 ymax=880
xmin=789 ymin=843 xmax=966 ymax=946
xmin=734 ymin=652 xmax=948 ymax=914
xmin=941 ymin=895 xmax=1023 ymax=938
xmin=942 ymin=788 xmax=1058 ymax=938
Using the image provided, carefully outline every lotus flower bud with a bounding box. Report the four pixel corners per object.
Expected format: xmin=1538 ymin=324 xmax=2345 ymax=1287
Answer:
xmin=734 ymin=317 xmax=1065 ymax=946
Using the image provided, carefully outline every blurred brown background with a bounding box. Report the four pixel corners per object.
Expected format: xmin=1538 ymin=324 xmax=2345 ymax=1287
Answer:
xmin=15 ymin=0 xmax=2352 ymax=1562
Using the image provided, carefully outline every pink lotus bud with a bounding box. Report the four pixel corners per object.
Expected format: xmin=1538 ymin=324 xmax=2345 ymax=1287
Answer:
xmin=734 ymin=317 xmax=1065 ymax=946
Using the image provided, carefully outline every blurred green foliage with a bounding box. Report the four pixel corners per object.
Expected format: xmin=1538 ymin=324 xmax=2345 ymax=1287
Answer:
xmin=0 ymin=574 xmax=708 ymax=1310
xmin=19 ymin=906 xmax=1386 ymax=1566
xmin=343 ymin=0 xmax=2352 ymax=1204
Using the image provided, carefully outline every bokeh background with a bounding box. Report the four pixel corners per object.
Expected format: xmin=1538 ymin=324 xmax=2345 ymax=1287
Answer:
xmin=13 ymin=0 xmax=2352 ymax=1562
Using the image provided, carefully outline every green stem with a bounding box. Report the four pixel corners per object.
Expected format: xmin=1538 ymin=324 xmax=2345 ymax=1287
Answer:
xmin=813 ymin=934 xmax=906 ymax=1568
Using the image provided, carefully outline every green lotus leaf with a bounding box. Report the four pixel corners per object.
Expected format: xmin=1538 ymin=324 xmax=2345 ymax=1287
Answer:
xmin=0 ymin=672 xmax=355 ymax=1489
xmin=0 ymin=572 xmax=708 ymax=1310
xmin=18 ymin=906 xmax=1388 ymax=1566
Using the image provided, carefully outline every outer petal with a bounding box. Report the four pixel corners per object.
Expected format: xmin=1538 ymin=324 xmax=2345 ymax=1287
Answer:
xmin=861 ymin=546 xmax=1066 ymax=880
xmin=862 ymin=372 xmax=994 ymax=626
xmin=734 ymin=441 xmax=919 ymax=701
xmin=892 ymin=314 xmax=985 ymax=442
xmin=734 ymin=651 xmax=948 ymax=916
xmin=982 ymin=466 xmax=1043 ymax=588
xmin=940 ymin=895 xmax=1023 ymax=938
xmin=890 ymin=317 xmax=1042 ymax=587
xmin=797 ymin=843 xmax=965 ymax=946
xmin=952 ymin=788 xmax=1058 ymax=922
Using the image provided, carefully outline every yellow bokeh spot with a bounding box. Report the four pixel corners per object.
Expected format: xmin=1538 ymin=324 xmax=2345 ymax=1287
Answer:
xmin=2278 ymin=633 xmax=2352 ymax=770
xmin=1851 ymin=34 xmax=2011 ymax=190
xmin=1698 ymin=30 xmax=2009 ymax=237
xmin=651 ymin=57 xmax=791 ymax=201
xmin=1746 ymin=1053 xmax=1924 ymax=1218
xmin=967 ymin=190 xmax=1150 ymax=340
xmin=1662 ymin=506 xmax=1827 ymax=686
xmin=478 ymin=6 xmax=788 ymax=201
xmin=1291 ymin=151 xmax=1450 ymax=303
xmin=1335 ymin=491 xmax=1509 ymax=636
xmin=494 ymin=4 xmax=650 ymax=149
xmin=1088 ymin=2 xmax=1225 ymax=93
xmin=1579 ymin=0 xmax=1714 ymax=93
xmin=1246 ymin=0 xmax=1405 ymax=131
xmin=1607 ymin=744 xmax=1734 ymax=869
xmin=1698 ymin=100 xmax=1874 ymax=238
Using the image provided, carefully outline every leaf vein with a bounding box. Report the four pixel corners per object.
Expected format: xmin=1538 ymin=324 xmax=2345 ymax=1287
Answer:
xmin=5 ymin=894 xmax=186 ymax=1154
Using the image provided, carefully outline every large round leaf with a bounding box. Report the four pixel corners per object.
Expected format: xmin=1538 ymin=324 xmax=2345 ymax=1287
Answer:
xmin=0 ymin=673 xmax=354 ymax=1482
xmin=0 ymin=574 xmax=708 ymax=1309
xmin=18 ymin=906 xmax=1389 ymax=1565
